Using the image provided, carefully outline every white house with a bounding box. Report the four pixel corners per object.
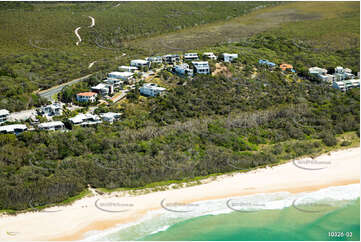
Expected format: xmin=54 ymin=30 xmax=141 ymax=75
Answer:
xmin=76 ymin=92 xmax=97 ymax=103
xmin=163 ymin=54 xmax=180 ymax=64
xmin=222 ymin=53 xmax=238 ymax=62
xmin=318 ymin=74 xmax=334 ymax=83
xmin=119 ymin=66 xmax=138 ymax=72
xmin=104 ymin=78 xmax=124 ymax=89
xmin=332 ymin=79 xmax=360 ymax=91
xmin=140 ymin=83 xmax=166 ymax=97
xmin=192 ymin=61 xmax=210 ymax=74
xmin=99 ymin=112 xmax=122 ymax=123
xmin=183 ymin=53 xmax=199 ymax=61
xmin=203 ymin=52 xmax=217 ymax=60
xmin=130 ymin=59 xmax=149 ymax=68
xmin=174 ymin=63 xmax=194 ymax=76
xmin=332 ymin=81 xmax=346 ymax=91
xmin=0 ymin=109 xmax=10 ymax=123
xmin=145 ymin=56 xmax=163 ymax=64
xmin=40 ymin=103 xmax=62 ymax=117
xmin=309 ymin=67 xmax=327 ymax=75
xmin=91 ymin=83 xmax=114 ymax=95
xmin=108 ymin=71 xmax=134 ymax=81
xmin=38 ymin=121 xmax=64 ymax=131
xmin=350 ymin=79 xmax=360 ymax=88
xmin=69 ymin=113 xmax=102 ymax=126
xmin=0 ymin=124 xmax=27 ymax=135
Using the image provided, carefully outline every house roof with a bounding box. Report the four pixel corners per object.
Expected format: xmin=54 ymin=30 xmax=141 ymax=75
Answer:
xmin=280 ymin=64 xmax=293 ymax=70
xmin=38 ymin=121 xmax=64 ymax=128
xmin=131 ymin=59 xmax=148 ymax=64
xmin=77 ymin=92 xmax=97 ymax=97
xmin=109 ymin=71 xmax=134 ymax=77
xmin=119 ymin=65 xmax=138 ymax=70
xmin=0 ymin=124 xmax=27 ymax=132
xmin=0 ymin=109 xmax=10 ymax=116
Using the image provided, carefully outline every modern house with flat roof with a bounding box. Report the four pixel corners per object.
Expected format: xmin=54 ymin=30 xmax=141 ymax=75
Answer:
xmin=140 ymin=83 xmax=166 ymax=97
xmin=0 ymin=109 xmax=10 ymax=123
xmin=119 ymin=66 xmax=138 ymax=72
xmin=108 ymin=71 xmax=134 ymax=80
xmin=192 ymin=61 xmax=210 ymax=74
xmin=76 ymin=92 xmax=97 ymax=103
xmin=332 ymin=79 xmax=360 ymax=91
xmin=99 ymin=112 xmax=122 ymax=123
xmin=174 ymin=63 xmax=194 ymax=76
xmin=104 ymin=78 xmax=124 ymax=89
xmin=222 ymin=53 xmax=238 ymax=63
xmin=130 ymin=59 xmax=149 ymax=68
xmin=0 ymin=124 xmax=27 ymax=135
xmin=38 ymin=121 xmax=64 ymax=131
xmin=69 ymin=113 xmax=102 ymax=126
xmin=146 ymin=56 xmax=163 ymax=64
xmin=91 ymin=83 xmax=114 ymax=95
xmin=163 ymin=54 xmax=180 ymax=64
xmin=39 ymin=103 xmax=62 ymax=117
xmin=203 ymin=52 xmax=217 ymax=60
xmin=309 ymin=66 xmax=327 ymax=75
xmin=184 ymin=53 xmax=199 ymax=61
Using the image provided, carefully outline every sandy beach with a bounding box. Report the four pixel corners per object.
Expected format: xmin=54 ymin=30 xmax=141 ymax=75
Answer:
xmin=0 ymin=147 xmax=359 ymax=241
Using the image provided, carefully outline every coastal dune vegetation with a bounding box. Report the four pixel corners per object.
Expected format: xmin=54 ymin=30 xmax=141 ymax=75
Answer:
xmin=0 ymin=1 xmax=359 ymax=212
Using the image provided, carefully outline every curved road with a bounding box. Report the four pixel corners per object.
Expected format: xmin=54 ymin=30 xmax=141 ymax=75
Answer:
xmin=38 ymin=74 xmax=93 ymax=101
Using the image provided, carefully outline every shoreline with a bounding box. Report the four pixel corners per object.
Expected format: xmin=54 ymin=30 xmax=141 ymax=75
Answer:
xmin=0 ymin=147 xmax=359 ymax=241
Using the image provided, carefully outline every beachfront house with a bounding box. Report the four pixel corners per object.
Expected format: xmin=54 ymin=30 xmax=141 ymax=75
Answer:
xmin=69 ymin=113 xmax=102 ymax=126
xmin=76 ymin=92 xmax=97 ymax=103
xmin=130 ymin=59 xmax=149 ymax=68
xmin=0 ymin=109 xmax=10 ymax=123
xmin=163 ymin=54 xmax=180 ymax=64
xmin=145 ymin=56 xmax=163 ymax=64
xmin=183 ymin=53 xmax=199 ymax=61
xmin=140 ymin=83 xmax=166 ymax=97
xmin=192 ymin=61 xmax=210 ymax=74
xmin=203 ymin=52 xmax=217 ymax=60
xmin=174 ymin=63 xmax=194 ymax=76
xmin=99 ymin=112 xmax=122 ymax=123
xmin=0 ymin=124 xmax=27 ymax=135
xmin=38 ymin=121 xmax=65 ymax=131
xmin=222 ymin=53 xmax=238 ymax=63
xmin=119 ymin=66 xmax=138 ymax=73
xmin=91 ymin=83 xmax=114 ymax=96
xmin=259 ymin=59 xmax=276 ymax=68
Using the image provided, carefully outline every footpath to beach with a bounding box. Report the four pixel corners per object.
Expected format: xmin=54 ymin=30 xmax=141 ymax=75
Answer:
xmin=0 ymin=147 xmax=359 ymax=241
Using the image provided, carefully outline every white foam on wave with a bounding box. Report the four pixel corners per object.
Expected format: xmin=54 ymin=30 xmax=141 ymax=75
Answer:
xmin=83 ymin=183 xmax=360 ymax=241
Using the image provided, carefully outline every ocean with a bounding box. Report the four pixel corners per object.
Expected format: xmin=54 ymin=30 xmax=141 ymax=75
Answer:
xmin=84 ymin=184 xmax=360 ymax=241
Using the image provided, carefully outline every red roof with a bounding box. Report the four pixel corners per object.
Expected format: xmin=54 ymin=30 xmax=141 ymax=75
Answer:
xmin=77 ymin=92 xmax=97 ymax=97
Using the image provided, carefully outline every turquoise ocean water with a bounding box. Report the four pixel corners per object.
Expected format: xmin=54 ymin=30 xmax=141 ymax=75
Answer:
xmin=85 ymin=184 xmax=360 ymax=241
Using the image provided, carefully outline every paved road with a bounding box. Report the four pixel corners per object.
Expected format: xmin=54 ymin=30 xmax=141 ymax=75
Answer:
xmin=38 ymin=74 xmax=93 ymax=101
